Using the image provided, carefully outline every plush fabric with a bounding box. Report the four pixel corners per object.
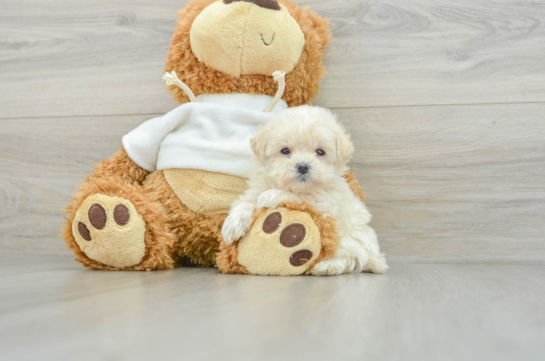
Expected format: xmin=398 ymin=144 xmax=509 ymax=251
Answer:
xmin=165 ymin=0 xmax=332 ymax=107
xmin=61 ymin=150 xmax=178 ymax=271
xmin=217 ymin=200 xmax=340 ymax=275
xmin=190 ymin=1 xmax=305 ymax=77
xmin=72 ymin=193 xmax=147 ymax=268
xmin=61 ymin=0 xmax=342 ymax=273
xmin=143 ymin=171 xmax=228 ymax=267
xmin=164 ymin=169 xmax=249 ymax=216
xmin=122 ymin=94 xmax=286 ymax=177
xmin=236 ymin=207 xmax=322 ymax=276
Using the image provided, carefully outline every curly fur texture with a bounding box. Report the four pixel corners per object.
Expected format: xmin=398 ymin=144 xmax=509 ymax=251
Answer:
xmin=88 ymin=148 xmax=150 ymax=185
xmin=62 ymin=0 xmax=339 ymax=272
xmin=61 ymin=149 xmax=229 ymax=270
xmin=221 ymin=107 xmax=387 ymax=275
xmin=165 ymin=0 xmax=332 ymax=107
xmin=216 ymin=199 xmax=339 ymax=275
xmin=344 ymin=171 xmax=366 ymax=202
xmin=61 ymin=148 xmax=176 ymax=270
xmin=143 ymin=171 xmax=227 ymax=267
xmin=61 ymin=148 xmax=367 ymax=271
xmin=61 ymin=179 xmax=176 ymax=271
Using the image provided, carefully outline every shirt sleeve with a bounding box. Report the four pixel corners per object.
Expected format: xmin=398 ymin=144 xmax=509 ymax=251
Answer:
xmin=122 ymin=104 xmax=190 ymax=172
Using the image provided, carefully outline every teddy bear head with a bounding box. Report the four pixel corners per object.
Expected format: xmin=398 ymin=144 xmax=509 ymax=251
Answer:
xmin=165 ymin=0 xmax=332 ymax=107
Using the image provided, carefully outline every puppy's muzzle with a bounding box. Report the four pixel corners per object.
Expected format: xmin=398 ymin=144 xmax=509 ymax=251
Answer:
xmin=296 ymin=163 xmax=311 ymax=175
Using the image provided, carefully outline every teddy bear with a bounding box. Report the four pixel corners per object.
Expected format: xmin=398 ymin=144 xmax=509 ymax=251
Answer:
xmin=61 ymin=0 xmax=366 ymax=275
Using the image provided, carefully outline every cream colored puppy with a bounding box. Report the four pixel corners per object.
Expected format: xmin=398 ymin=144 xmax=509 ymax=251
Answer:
xmin=222 ymin=106 xmax=388 ymax=275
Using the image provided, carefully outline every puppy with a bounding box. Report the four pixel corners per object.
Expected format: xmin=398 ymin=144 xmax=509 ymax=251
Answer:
xmin=222 ymin=106 xmax=388 ymax=275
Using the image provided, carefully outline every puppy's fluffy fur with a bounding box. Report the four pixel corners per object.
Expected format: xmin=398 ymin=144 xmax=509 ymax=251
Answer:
xmin=222 ymin=106 xmax=388 ymax=275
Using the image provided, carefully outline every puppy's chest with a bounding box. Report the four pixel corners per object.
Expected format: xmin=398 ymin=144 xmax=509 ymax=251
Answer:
xmin=298 ymin=185 xmax=358 ymax=228
xmin=300 ymin=193 xmax=343 ymax=219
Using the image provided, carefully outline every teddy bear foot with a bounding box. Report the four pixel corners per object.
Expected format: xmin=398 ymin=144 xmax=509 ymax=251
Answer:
xmin=235 ymin=207 xmax=322 ymax=276
xmin=72 ymin=194 xmax=147 ymax=268
xmin=217 ymin=201 xmax=340 ymax=276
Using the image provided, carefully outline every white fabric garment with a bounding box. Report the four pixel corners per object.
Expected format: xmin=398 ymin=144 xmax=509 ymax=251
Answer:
xmin=122 ymin=93 xmax=287 ymax=178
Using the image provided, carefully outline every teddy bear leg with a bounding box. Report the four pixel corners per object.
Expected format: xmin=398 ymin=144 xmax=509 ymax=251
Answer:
xmin=217 ymin=201 xmax=339 ymax=276
xmin=62 ymin=177 xmax=177 ymax=271
xmin=140 ymin=170 xmax=227 ymax=268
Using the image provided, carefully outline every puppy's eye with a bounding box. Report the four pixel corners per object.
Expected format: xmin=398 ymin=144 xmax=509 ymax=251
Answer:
xmin=281 ymin=148 xmax=291 ymax=155
xmin=316 ymin=149 xmax=326 ymax=156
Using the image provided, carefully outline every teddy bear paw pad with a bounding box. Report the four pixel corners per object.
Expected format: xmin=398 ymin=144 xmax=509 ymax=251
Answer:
xmin=237 ymin=208 xmax=321 ymax=276
xmin=72 ymin=194 xmax=146 ymax=268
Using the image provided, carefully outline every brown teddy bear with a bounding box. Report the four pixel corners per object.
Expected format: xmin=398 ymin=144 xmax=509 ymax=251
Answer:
xmin=61 ymin=0 xmax=365 ymax=274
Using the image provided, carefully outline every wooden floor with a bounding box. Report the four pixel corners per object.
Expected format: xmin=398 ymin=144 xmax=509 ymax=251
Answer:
xmin=0 ymin=253 xmax=544 ymax=361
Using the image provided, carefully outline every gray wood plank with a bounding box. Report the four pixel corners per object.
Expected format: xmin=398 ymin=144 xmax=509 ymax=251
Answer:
xmin=314 ymin=0 xmax=545 ymax=108
xmin=0 ymin=114 xmax=152 ymax=254
xmin=341 ymin=103 xmax=545 ymax=262
xmin=0 ymin=0 xmax=180 ymax=119
xmin=2 ymin=0 xmax=545 ymax=118
xmin=1 ymin=254 xmax=544 ymax=361
xmin=1 ymin=103 xmax=543 ymax=262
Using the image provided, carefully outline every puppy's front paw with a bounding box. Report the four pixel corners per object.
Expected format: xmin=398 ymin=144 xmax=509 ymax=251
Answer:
xmin=310 ymin=259 xmax=347 ymax=276
xmin=257 ymin=189 xmax=293 ymax=209
xmin=222 ymin=213 xmax=252 ymax=245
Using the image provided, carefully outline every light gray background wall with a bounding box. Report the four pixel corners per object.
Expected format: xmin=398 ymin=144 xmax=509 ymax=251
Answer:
xmin=1 ymin=0 xmax=544 ymax=263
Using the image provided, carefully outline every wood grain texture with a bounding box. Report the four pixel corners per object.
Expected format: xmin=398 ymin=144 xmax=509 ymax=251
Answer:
xmin=0 ymin=0 xmax=179 ymax=119
xmin=1 ymin=103 xmax=543 ymax=262
xmin=0 ymin=114 xmax=151 ymax=254
xmin=313 ymin=0 xmax=545 ymax=108
xmin=2 ymin=0 xmax=545 ymax=118
xmin=1 ymin=254 xmax=544 ymax=361
xmin=341 ymin=103 xmax=545 ymax=262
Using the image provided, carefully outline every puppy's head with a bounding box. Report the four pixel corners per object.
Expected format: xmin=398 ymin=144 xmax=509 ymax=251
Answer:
xmin=251 ymin=106 xmax=354 ymax=192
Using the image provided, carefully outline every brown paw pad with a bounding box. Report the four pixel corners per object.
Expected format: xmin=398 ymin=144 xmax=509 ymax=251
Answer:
xmin=290 ymin=250 xmax=313 ymax=267
xmin=72 ymin=194 xmax=147 ymax=268
xmin=87 ymin=202 xmax=130 ymax=230
xmin=78 ymin=222 xmax=92 ymax=241
xmin=262 ymin=212 xmax=282 ymax=233
xmin=113 ymin=204 xmax=130 ymax=226
xmin=280 ymin=223 xmax=306 ymax=247
xmin=237 ymin=208 xmax=321 ymax=276
xmin=88 ymin=203 xmax=107 ymax=230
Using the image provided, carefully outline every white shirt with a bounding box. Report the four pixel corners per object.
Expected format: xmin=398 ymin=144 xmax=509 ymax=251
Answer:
xmin=122 ymin=93 xmax=287 ymax=178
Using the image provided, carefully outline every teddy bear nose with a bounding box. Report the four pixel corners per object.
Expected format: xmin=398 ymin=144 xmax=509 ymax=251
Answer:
xmin=224 ymin=0 xmax=281 ymax=11
xmin=296 ymin=163 xmax=310 ymax=175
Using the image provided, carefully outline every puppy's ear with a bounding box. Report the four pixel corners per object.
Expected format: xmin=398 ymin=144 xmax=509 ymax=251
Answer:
xmin=250 ymin=131 xmax=267 ymax=157
xmin=336 ymin=130 xmax=355 ymax=164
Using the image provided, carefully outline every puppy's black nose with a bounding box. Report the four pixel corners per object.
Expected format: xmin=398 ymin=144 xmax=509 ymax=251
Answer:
xmin=224 ymin=0 xmax=281 ymax=11
xmin=296 ymin=163 xmax=310 ymax=175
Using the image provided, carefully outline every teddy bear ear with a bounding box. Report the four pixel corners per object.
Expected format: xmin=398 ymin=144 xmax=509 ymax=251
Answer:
xmin=305 ymin=8 xmax=333 ymax=51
